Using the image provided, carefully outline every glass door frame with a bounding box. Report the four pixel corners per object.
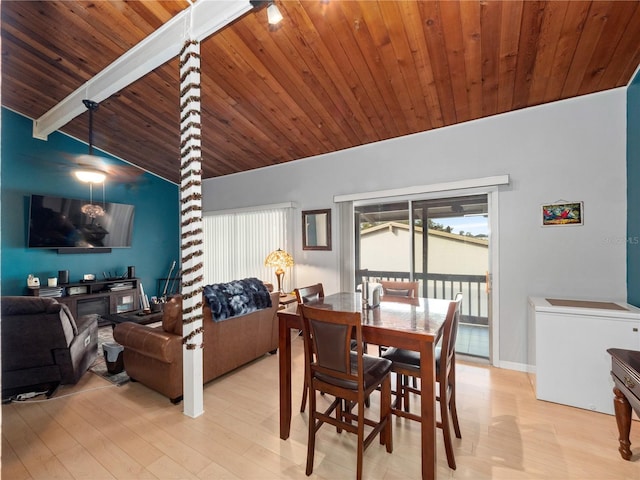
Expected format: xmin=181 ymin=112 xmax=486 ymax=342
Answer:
xmin=345 ymin=185 xmax=501 ymax=366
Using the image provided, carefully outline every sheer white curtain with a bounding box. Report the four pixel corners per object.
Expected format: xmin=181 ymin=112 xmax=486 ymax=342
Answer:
xmin=203 ymin=204 xmax=293 ymax=287
xmin=337 ymin=200 xmax=355 ymax=292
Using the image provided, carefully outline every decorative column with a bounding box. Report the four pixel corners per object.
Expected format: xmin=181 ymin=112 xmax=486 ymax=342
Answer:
xmin=179 ymin=38 xmax=204 ymax=418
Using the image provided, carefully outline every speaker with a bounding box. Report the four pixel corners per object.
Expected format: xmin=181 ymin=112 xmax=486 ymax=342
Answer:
xmin=58 ymin=270 xmax=69 ymax=285
xmin=127 ymin=266 xmax=135 ymax=279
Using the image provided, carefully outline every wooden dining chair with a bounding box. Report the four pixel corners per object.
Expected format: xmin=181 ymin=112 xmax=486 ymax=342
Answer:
xmin=380 ymin=280 xmax=419 ymax=299
xmin=294 ymin=283 xmax=325 ymax=305
xmin=381 ymin=293 xmax=463 ymax=470
xmin=295 ymin=283 xmax=371 ymax=411
xmin=299 ymin=304 xmax=393 ymax=480
xmin=294 ymin=283 xmax=325 ymax=412
xmin=378 ymin=280 xmax=420 ymax=359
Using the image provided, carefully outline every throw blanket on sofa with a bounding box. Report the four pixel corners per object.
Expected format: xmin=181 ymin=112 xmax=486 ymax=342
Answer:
xmin=203 ymin=278 xmax=272 ymax=321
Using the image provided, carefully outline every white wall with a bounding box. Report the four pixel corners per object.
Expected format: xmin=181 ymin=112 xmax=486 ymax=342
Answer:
xmin=202 ymin=88 xmax=628 ymax=368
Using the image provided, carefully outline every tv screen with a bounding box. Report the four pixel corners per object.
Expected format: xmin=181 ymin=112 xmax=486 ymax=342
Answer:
xmin=28 ymin=194 xmax=135 ymax=249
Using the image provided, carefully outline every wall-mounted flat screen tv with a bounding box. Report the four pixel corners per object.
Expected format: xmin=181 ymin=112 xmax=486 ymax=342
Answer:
xmin=28 ymin=194 xmax=135 ymax=249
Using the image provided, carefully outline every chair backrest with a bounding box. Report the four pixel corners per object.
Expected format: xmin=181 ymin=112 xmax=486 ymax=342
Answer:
xmin=438 ymin=293 xmax=463 ymax=382
xmin=294 ymin=283 xmax=325 ymax=304
xmin=299 ymin=304 xmax=365 ymax=391
xmin=380 ymin=280 xmax=419 ymax=298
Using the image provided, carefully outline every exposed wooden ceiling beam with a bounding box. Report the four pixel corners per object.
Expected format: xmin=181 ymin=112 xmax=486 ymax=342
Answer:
xmin=32 ymin=0 xmax=253 ymax=140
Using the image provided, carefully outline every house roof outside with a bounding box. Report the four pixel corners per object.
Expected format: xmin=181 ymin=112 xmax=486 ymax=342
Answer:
xmin=362 ymin=221 xmax=489 ymax=247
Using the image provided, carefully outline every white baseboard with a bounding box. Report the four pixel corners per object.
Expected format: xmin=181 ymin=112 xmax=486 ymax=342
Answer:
xmin=496 ymin=360 xmax=533 ymax=373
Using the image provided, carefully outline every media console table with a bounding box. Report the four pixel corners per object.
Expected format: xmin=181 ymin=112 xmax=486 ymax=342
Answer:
xmin=28 ymin=278 xmax=140 ymax=326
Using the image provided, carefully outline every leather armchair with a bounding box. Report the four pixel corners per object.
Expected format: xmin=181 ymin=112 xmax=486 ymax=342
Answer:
xmin=1 ymin=296 xmax=98 ymax=399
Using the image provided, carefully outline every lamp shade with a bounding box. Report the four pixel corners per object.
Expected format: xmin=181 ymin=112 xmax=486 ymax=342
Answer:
xmin=264 ymin=248 xmax=294 ymax=268
xmin=265 ymin=248 xmax=293 ymax=296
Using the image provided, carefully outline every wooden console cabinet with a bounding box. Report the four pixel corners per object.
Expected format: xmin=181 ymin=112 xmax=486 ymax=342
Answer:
xmin=608 ymin=348 xmax=640 ymax=460
xmin=28 ymin=278 xmax=140 ymax=323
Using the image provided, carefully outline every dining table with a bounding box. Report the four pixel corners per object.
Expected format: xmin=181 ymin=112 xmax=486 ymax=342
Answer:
xmin=277 ymin=292 xmax=451 ymax=480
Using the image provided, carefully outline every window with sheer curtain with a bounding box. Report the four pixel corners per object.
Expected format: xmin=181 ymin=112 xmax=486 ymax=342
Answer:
xmin=203 ymin=204 xmax=293 ymax=286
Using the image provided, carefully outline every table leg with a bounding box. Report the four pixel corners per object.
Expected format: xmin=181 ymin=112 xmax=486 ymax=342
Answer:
xmin=420 ymin=341 xmax=437 ymax=480
xmin=613 ymin=386 xmax=632 ymax=460
xmin=279 ymin=317 xmax=293 ymax=440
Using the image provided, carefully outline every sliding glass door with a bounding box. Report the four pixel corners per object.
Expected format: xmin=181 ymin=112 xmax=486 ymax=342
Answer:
xmin=355 ymin=194 xmax=490 ymax=359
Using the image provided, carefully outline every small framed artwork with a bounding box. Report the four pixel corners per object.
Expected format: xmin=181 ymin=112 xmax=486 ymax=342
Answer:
xmin=302 ymin=209 xmax=331 ymax=250
xmin=541 ymin=201 xmax=583 ymax=227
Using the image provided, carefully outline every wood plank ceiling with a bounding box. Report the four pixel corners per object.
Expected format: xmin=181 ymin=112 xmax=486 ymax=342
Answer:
xmin=2 ymin=1 xmax=640 ymax=184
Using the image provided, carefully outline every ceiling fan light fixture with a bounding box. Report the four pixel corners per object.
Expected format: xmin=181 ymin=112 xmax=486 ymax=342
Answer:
xmin=267 ymin=2 xmax=283 ymax=25
xmin=74 ymin=169 xmax=106 ymax=184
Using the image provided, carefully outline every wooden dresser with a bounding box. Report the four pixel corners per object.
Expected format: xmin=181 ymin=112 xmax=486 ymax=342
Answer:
xmin=608 ymin=348 xmax=640 ymax=460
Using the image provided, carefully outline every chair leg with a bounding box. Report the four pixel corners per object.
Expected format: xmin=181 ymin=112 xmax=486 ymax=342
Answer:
xmin=403 ymin=375 xmax=411 ymax=412
xmin=300 ymin=379 xmax=308 ymax=412
xmin=449 ymin=365 xmax=462 ymax=439
xmin=381 ymin=375 xmax=393 ymax=452
xmin=301 ymin=372 xmax=325 ymax=413
xmin=306 ymin=388 xmax=317 ymax=476
xmin=440 ymin=388 xmax=457 ymax=470
xmin=449 ymin=381 xmax=462 ymax=439
xmin=356 ymin=401 xmax=365 ymax=480
xmin=393 ymin=372 xmax=403 ymax=410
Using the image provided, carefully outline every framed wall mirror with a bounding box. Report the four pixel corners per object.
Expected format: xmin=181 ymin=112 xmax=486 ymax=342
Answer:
xmin=302 ymin=209 xmax=331 ymax=251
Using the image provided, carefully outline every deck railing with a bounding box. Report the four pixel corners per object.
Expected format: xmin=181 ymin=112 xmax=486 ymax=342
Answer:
xmin=356 ymin=269 xmax=488 ymax=326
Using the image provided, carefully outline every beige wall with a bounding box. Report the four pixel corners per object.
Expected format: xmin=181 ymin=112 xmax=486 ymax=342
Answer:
xmin=360 ymin=224 xmax=488 ymax=275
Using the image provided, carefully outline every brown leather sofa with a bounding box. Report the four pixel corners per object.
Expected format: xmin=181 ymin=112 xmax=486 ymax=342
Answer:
xmin=1 ymin=296 xmax=98 ymax=400
xmin=113 ymin=289 xmax=280 ymax=403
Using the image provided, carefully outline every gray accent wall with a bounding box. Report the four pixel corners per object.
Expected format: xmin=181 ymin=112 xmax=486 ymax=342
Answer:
xmin=203 ymin=88 xmax=628 ymax=369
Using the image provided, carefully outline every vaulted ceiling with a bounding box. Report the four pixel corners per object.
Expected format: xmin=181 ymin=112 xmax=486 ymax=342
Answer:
xmin=2 ymin=1 xmax=640 ymax=184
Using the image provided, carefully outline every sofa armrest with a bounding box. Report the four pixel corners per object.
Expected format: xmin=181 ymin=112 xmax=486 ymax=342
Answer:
xmin=113 ymin=322 xmax=181 ymax=364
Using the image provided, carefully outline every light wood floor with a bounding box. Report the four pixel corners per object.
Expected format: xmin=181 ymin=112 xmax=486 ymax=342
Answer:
xmin=2 ymin=334 xmax=639 ymax=479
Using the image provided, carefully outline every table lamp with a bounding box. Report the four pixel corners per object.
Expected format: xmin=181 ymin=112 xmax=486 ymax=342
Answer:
xmin=264 ymin=248 xmax=294 ymax=296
